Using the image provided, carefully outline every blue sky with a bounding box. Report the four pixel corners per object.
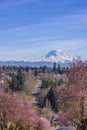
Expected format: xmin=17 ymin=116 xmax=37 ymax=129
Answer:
xmin=0 ymin=0 xmax=87 ymax=61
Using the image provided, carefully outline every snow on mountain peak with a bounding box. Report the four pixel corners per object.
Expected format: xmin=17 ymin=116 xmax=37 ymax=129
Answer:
xmin=46 ymin=50 xmax=60 ymax=58
xmin=46 ymin=50 xmax=66 ymax=58
xmin=34 ymin=50 xmax=74 ymax=63
xmin=45 ymin=50 xmax=73 ymax=63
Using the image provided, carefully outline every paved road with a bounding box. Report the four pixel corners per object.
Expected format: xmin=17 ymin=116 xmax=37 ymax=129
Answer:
xmin=32 ymin=79 xmax=42 ymax=104
xmin=35 ymin=79 xmax=42 ymax=92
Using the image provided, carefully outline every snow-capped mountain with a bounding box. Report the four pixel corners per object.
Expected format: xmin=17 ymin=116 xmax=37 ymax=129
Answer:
xmin=0 ymin=50 xmax=75 ymax=67
xmin=34 ymin=50 xmax=74 ymax=63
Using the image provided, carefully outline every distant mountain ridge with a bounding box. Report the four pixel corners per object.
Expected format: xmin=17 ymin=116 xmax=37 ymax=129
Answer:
xmin=34 ymin=50 xmax=74 ymax=63
xmin=0 ymin=50 xmax=75 ymax=67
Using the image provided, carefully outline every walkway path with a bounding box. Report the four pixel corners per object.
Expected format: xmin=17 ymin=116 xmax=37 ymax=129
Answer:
xmin=32 ymin=79 xmax=42 ymax=105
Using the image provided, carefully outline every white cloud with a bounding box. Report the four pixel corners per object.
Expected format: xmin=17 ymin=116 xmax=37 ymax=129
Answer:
xmin=23 ymin=37 xmax=58 ymax=42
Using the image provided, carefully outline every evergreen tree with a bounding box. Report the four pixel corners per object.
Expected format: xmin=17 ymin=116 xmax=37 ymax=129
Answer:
xmin=9 ymin=68 xmax=25 ymax=91
xmin=47 ymin=87 xmax=58 ymax=112
xmin=16 ymin=68 xmax=25 ymax=91
xmin=17 ymin=69 xmax=25 ymax=85
xmin=57 ymin=64 xmax=61 ymax=74
xmin=52 ymin=62 xmax=57 ymax=73
xmin=9 ymin=74 xmax=19 ymax=91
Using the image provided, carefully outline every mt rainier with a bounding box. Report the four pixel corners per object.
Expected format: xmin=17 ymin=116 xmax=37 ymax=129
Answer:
xmin=34 ymin=50 xmax=74 ymax=63
xmin=0 ymin=50 xmax=74 ymax=67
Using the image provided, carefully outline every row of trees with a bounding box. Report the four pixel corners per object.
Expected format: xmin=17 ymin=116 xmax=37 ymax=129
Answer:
xmin=0 ymin=66 xmax=30 ymax=73
xmin=0 ymin=63 xmax=64 ymax=75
